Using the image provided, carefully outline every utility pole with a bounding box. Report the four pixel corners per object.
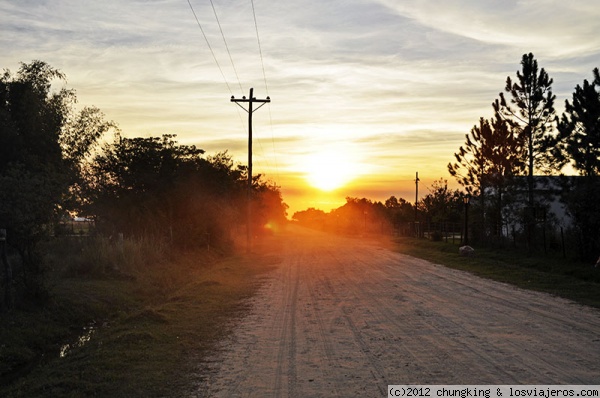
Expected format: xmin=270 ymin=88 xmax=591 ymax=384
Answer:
xmin=231 ymin=88 xmax=270 ymax=252
xmin=414 ymin=171 xmax=420 ymax=237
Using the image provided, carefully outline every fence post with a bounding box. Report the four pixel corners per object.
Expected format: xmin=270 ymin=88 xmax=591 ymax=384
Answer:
xmin=1 ymin=229 xmax=13 ymax=310
xmin=452 ymin=222 xmax=455 ymax=244
xmin=512 ymin=225 xmax=517 ymax=247
xmin=560 ymin=227 xmax=566 ymax=259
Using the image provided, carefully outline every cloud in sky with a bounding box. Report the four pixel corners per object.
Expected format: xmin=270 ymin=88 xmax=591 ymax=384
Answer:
xmin=1 ymin=0 xmax=599 ymax=213
xmin=376 ymin=0 xmax=600 ymax=57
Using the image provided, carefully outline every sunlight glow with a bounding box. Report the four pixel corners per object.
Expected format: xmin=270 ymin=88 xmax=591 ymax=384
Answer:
xmin=304 ymin=148 xmax=361 ymax=192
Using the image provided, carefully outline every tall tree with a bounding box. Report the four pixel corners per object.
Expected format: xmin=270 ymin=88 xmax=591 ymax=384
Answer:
xmin=556 ymin=69 xmax=600 ymax=259
xmin=384 ymin=196 xmax=414 ymax=224
xmin=448 ymin=115 xmax=523 ymax=195
xmin=556 ymin=68 xmax=600 ymax=176
xmin=418 ymin=178 xmax=463 ymax=225
xmin=495 ymin=53 xmax=557 ymax=200
xmin=0 ymin=61 xmax=112 ymax=303
xmin=495 ymin=53 xmax=557 ymax=249
xmin=82 ymin=134 xmax=209 ymax=239
xmin=83 ymin=135 xmax=288 ymax=248
xmin=448 ymin=113 xmax=524 ymax=235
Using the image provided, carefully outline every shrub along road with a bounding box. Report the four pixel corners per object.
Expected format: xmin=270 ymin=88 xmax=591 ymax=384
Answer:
xmin=197 ymin=226 xmax=600 ymax=396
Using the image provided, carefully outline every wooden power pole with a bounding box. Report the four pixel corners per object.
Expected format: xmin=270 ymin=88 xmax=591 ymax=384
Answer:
xmin=231 ymin=88 xmax=270 ymax=252
xmin=414 ymin=171 xmax=420 ymax=237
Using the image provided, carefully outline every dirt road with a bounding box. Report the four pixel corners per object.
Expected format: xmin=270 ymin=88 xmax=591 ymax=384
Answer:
xmin=197 ymin=227 xmax=600 ymax=397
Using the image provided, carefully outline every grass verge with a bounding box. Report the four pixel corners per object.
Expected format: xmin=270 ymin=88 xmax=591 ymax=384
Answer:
xmin=0 ymin=237 xmax=280 ymax=397
xmin=394 ymin=237 xmax=600 ymax=309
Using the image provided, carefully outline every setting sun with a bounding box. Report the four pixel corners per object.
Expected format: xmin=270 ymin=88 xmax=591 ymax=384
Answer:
xmin=304 ymin=148 xmax=361 ymax=192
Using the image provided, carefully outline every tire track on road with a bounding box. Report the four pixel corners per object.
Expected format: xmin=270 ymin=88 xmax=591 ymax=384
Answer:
xmin=199 ymin=228 xmax=600 ymax=396
xmin=303 ymin=271 xmax=344 ymax=397
xmin=274 ymin=251 xmax=300 ymax=398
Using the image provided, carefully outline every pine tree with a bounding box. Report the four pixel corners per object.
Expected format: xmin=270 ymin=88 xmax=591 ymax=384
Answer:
xmin=448 ymin=112 xmax=524 ymax=236
xmin=556 ymin=68 xmax=600 ymax=259
xmin=495 ymin=53 xmax=557 ymax=249
xmin=496 ymin=53 xmax=557 ymax=202
xmin=556 ymin=68 xmax=600 ymax=177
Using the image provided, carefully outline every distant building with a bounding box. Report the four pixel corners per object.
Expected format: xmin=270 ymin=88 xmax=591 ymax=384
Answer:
xmin=501 ymin=175 xmax=579 ymax=233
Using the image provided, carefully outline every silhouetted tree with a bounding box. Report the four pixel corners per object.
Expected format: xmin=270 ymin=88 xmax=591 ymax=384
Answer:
xmin=327 ymin=198 xmax=390 ymax=235
xmin=83 ymin=134 xmax=287 ymax=248
xmin=449 ymin=115 xmax=524 ymax=194
xmin=556 ymin=68 xmax=600 ymax=259
xmin=497 ymin=53 xmax=557 ymax=175
xmin=84 ymin=134 xmax=231 ymax=245
xmin=81 ymin=134 xmax=203 ymax=237
xmin=384 ymin=196 xmax=401 ymax=208
xmin=494 ymin=53 xmax=557 ymax=249
xmin=254 ymin=181 xmax=289 ymax=234
xmin=292 ymin=208 xmax=327 ymax=229
xmin=418 ymin=179 xmax=463 ymax=225
xmin=495 ymin=53 xmax=557 ymax=205
xmin=384 ymin=196 xmax=414 ymax=230
xmin=556 ymin=68 xmax=600 ymax=177
xmin=0 ymin=60 xmax=112 ymax=303
xmin=448 ymin=113 xmax=524 ymax=236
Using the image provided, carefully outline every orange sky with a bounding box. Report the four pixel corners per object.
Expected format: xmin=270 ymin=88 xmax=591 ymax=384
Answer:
xmin=2 ymin=1 xmax=599 ymax=216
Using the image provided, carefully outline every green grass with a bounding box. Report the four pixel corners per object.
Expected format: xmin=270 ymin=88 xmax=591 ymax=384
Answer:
xmin=5 ymin=231 xmax=598 ymax=396
xmin=394 ymin=237 xmax=600 ymax=309
xmin=0 ymin=237 xmax=281 ymax=397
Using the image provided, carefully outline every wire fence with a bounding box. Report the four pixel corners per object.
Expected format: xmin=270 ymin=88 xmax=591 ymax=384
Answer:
xmin=393 ymin=219 xmax=591 ymax=263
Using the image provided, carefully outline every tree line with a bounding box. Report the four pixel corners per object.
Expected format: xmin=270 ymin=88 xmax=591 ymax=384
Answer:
xmin=0 ymin=60 xmax=287 ymax=308
xmin=292 ymin=178 xmax=464 ymax=237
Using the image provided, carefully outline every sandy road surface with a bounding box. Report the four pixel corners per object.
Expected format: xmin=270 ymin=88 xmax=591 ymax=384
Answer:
xmin=196 ymin=227 xmax=600 ymax=397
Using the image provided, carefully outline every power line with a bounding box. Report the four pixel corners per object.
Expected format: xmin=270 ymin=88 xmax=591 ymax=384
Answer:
xmin=185 ymin=0 xmax=278 ymax=182
xmin=250 ymin=0 xmax=268 ymax=96
xmin=265 ymin=103 xmax=279 ymax=183
xmin=186 ymin=0 xmax=245 ymax=129
xmin=186 ymin=0 xmax=233 ymax=95
xmin=249 ymin=0 xmax=279 ymax=182
xmin=209 ymin=0 xmax=244 ymax=94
